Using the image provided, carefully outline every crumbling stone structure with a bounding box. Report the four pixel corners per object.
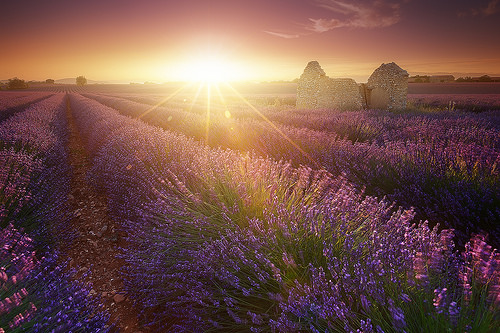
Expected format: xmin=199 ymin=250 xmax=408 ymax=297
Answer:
xmin=296 ymin=61 xmax=408 ymax=111
xmin=296 ymin=61 xmax=328 ymax=109
xmin=296 ymin=61 xmax=363 ymax=110
xmin=366 ymin=62 xmax=408 ymax=110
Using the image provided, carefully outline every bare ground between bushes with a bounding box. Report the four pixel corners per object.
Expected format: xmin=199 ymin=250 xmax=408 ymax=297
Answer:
xmin=62 ymin=96 xmax=149 ymax=332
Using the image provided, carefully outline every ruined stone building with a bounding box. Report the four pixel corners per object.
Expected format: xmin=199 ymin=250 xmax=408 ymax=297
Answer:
xmin=296 ymin=61 xmax=408 ymax=111
xmin=296 ymin=61 xmax=364 ymax=110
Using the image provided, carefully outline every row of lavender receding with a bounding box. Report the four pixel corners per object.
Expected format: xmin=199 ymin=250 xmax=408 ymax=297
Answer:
xmin=0 ymin=92 xmax=54 ymax=123
xmin=82 ymin=92 xmax=500 ymax=248
xmin=259 ymin=107 xmax=499 ymax=147
xmin=82 ymin=90 xmax=500 ymax=136
xmin=69 ymin=93 xmax=499 ymax=332
xmin=408 ymin=94 xmax=500 ymax=112
xmin=0 ymin=94 xmax=110 ymax=331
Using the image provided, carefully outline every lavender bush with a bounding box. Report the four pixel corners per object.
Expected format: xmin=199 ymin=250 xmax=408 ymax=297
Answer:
xmin=81 ymin=93 xmax=499 ymax=246
xmin=69 ymin=93 xmax=499 ymax=332
xmin=1 ymin=94 xmax=110 ymax=331
xmin=408 ymin=94 xmax=500 ymax=113
xmin=0 ymin=94 xmax=72 ymax=245
xmin=262 ymin=107 xmax=499 ymax=147
xmin=0 ymin=92 xmax=53 ymax=123
xmin=0 ymin=224 xmax=110 ymax=332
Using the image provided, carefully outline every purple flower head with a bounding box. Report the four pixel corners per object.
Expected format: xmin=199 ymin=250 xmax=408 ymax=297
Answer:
xmin=388 ymin=298 xmax=406 ymax=330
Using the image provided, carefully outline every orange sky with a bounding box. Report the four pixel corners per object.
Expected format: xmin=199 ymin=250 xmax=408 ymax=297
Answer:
xmin=1 ymin=0 xmax=500 ymax=82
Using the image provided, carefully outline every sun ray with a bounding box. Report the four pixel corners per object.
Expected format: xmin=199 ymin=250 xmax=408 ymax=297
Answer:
xmin=137 ymin=83 xmax=191 ymax=119
xmin=214 ymin=84 xmax=231 ymax=118
xmin=223 ymin=83 xmax=323 ymax=170
xmin=188 ymin=82 xmax=205 ymax=113
xmin=205 ymin=83 xmax=211 ymax=144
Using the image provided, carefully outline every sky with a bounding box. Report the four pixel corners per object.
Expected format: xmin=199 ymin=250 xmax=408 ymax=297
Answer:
xmin=1 ymin=0 xmax=500 ymax=82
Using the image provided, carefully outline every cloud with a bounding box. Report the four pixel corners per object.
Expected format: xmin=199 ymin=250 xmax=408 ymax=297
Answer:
xmin=266 ymin=0 xmax=406 ymax=38
xmin=309 ymin=0 xmax=404 ymax=31
xmin=458 ymin=0 xmax=499 ymax=17
xmin=263 ymin=31 xmax=302 ymax=39
xmin=307 ymin=18 xmax=346 ymax=32
xmin=484 ymin=0 xmax=500 ymax=15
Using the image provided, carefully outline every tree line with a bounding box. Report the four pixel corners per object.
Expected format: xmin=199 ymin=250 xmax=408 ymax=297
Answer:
xmin=0 ymin=76 xmax=88 ymax=90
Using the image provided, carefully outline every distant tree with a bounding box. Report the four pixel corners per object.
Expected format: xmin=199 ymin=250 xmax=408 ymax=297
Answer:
xmin=7 ymin=77 xmax=28 ymax=90
xmin=456 ymin=76 xmax=473 ymax=82
xmin=478 ymin=75 xmax=492 ymax=82
xmin=411 ymin=75 xmax=430 ymax=83
xmin=76 ymin=76 xmax=87 ymax=86
xmin=46 ymin=79 xmax=55 ymax=84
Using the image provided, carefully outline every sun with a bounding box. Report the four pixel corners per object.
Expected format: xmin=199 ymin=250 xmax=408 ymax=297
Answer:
xmin=188 ymin=56 xmax=231 ymax=83
xmin=174 ymin=51 xmax=245 ymax=83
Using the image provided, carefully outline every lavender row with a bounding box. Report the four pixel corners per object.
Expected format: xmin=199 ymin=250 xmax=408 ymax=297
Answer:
xmin=0 ymin=224 xmax=110 ymax=332
xmin=81 ymin=92 xmax=228 ymax=147
xmin=0 ymin=94 xmax=72 ymax=241
xmin=262 ymin=107 xmax=499 ymax=148
xmin=0 ymin=94 xmax=110 ymax=331
xmin=82 ymin=93 xmax=500 ymax=246
xmin=89 ymin=91 xmax=500 ymax=147
xmin=69 ymin=93 xmax=499 ymax=332
xmin=0 ymin=92 xmax=47 ymax=111
xmin=408 ymin=93 xmax=500 ymax=112
xmin=93 ymin=91 xmax=500 ymax=155
xmin=255 ymin=123 xmax=500 ymax=247
xmin=94 ymin=90 xmax=257 ymax=118
xmin=237 ymin=107 xmax=499 ymax=243
xmin=0 ymin=92 xmax=53 ymax=123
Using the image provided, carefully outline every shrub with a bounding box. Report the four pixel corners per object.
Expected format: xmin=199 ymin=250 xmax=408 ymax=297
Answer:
xmin=69 ymin=93 xmax=499 ymax=331
xmin=7 ymin=78 xmax=28 ymax=90
xmin=76 ymin=76 xmax=87 ymax=86
xmin=0 ymin=224 xmax=110 ymax=332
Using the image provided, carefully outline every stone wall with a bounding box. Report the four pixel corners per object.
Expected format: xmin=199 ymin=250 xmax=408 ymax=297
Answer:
xmin=296 ymin=61 xmax=408 ymax=111
xmin=366 ymin=62 xmax=408 ymax=110
xmin=296 ymin=61 xmax=363 ymax=110
xmin=296 ymin=61 xmax=328 ymax=109
xmin=325 ymin=78 xmax=364 ymax=110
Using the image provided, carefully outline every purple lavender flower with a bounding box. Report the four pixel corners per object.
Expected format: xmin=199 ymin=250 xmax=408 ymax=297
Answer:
xmin=66 ymin=92 xmax=499 ymax=332
xmin=1 ymin=224 xmax=109 ymax=331
xmin=433 ymin=288 xmax=447 ymax=314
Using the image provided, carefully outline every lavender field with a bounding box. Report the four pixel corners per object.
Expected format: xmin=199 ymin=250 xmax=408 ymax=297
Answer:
xmin=1 ymin=86 xmax=499 ymax=332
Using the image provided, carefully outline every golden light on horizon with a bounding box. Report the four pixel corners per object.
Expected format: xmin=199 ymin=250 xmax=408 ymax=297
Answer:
xmin=169 ymin=49 xmax=248 ymax=83
xmin=2 ymin=1 xmax=500 ymax=82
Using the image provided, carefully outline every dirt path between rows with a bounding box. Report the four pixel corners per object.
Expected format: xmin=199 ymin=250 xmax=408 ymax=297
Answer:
xmin=63 ymin=96 xmax=147 ymax=332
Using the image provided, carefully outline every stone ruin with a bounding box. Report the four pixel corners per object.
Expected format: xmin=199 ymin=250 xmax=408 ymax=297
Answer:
xmin=366 ymin=62 xmax=409 ymax=110
xmin=296 ymin=61 xmax=408 ymax=111
xmin=296 ymin=61 xmax=364 ymax=110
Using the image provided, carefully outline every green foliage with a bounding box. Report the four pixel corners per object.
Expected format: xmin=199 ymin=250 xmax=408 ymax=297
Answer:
xmin=7 ymin=78 xmax=28 ymax=90
xmin=76 ymin=75 xmax=87 ymax=86
xmin=456 ymin=76 xmax=474 ymax=82
xmin=410 ymin=75 xmax=430 ymax=83
xmin=45 ymin=79 xmax=55 ymax=84
xmin=478 ymin=75 xmax=492 ymax=82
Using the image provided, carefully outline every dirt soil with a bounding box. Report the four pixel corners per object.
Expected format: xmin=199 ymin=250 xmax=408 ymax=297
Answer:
xmin=62 ymin=98 xmax=149 ymax=332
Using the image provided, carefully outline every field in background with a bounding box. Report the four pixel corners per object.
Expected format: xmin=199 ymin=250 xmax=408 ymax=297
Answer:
xmin=1 ymin=83 xmax=499 ymax=332
xmin=24 ymin=81 xmax=500 ymax=108
xmin=24 ymin=81 xmax=500 ymax=92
